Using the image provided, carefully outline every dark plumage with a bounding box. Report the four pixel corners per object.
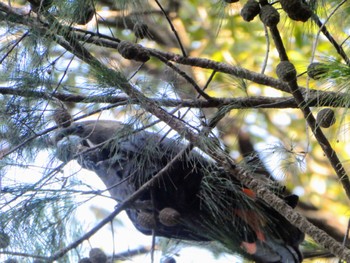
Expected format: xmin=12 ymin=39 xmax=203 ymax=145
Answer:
xmin=55 ymin=120 xmax=304 ymax=263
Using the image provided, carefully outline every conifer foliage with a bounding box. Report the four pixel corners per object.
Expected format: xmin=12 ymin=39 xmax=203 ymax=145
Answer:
xmin=1 ymin=0 xmax=350 ymax=262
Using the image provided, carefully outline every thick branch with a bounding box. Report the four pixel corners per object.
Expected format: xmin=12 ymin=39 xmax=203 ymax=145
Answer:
xmin=1 ymin=86 xmax=350 ymax=109
xmin=268 ymin=24 xmax=350 ymax=200
xmin=312 ymin=9 xmax=350 ymax=66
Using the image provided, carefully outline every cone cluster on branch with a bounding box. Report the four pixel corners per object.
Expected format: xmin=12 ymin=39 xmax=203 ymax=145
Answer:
xmin=240 ymin=0 xmax=312 ymax=24
xmin=118 ymin=41 xmax=150 ymax=63
xmin=316 ymin=108 xmax=336 ymax=128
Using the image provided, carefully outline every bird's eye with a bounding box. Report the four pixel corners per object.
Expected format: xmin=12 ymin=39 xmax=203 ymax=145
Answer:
xmin=75 ymin=124 xmax=84 ymax=133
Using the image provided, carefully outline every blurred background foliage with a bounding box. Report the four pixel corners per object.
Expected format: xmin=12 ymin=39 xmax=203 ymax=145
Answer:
xmin=1 ymin=0 xmax=350 ymax=262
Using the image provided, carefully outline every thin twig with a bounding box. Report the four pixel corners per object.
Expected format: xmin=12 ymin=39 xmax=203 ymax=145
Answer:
xmin=311 ymin=1 xmax=350 ymax=66
xmin=261 ymin=25 xmax=270 ymax=74
xmin=267 ymin=24 xmax=350 ymax=199
xmin=0 ymin=31 xmax=29 ymax=64
xmin=154 ymin=0 xmax=187 ymax=57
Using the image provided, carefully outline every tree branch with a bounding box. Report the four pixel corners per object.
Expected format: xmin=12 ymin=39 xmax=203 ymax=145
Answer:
xmin=0 ymin=3 xmax=319 ymax=96
xmin=1 ymin=86 xmax=350 ymax=109
xmin=268 ymin=23 xmax=350 ymax=200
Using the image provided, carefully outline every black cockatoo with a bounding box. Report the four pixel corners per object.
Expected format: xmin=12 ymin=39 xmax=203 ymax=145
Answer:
xmin=54 ymin=120 xmax=304 ymax=263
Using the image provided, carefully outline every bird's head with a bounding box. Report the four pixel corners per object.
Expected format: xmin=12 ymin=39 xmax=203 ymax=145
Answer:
xmin=54 ymin=120 xmax=130 ymax=162
xmin=54 ymin=120 xmax=128 ymax=144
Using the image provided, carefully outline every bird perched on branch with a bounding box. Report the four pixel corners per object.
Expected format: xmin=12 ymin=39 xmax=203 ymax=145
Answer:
xmin=54 ymin=120 xmax=304 ymax=263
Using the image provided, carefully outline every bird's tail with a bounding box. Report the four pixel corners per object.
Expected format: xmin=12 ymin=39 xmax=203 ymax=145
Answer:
xmin=237 ymin=190 xmax=304 ymax=263
xmin=241 ymin=232 xmax=303 ymax=263
xmin=196 ymin=174 xmax=304 ymax=263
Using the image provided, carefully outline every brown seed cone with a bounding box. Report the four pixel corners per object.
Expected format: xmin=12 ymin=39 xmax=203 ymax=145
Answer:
xmin=118 ymin=41 xmax=150 ymax=62
xmin=279 ymin=0 xmax=312 ymax=22
xmin=53 ymin=107 xmax=73 ymax=128
xmin=276 ymin=61 xmax=297 ymax=82
xmin=307 ymin=62 xmax=328 ymax=80
xmin=159 ymin=207 xmax=181 ymax=227
xmin=241 ymin=0 xmax=260 ymax=22
xmin=75 ymin=5 xmax=94 ymax=25
xmin=137 ymin=211 xmax=157 ymax=229
xmin=89 ymin=248 xmax=107 ymax=263
xmin=316 ymin=108 xmax=336 ymax=128
xmin=279 ymin=0 xmax=302 ymax=12
xmin=259 ymin=4 xmax=280 ymax=27
xmin=286 ymin=3 xmax=312 ymax=22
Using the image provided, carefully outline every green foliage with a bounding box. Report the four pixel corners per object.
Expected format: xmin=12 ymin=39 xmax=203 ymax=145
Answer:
xmin=1 ymin=186 xmax=78 ymax=261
